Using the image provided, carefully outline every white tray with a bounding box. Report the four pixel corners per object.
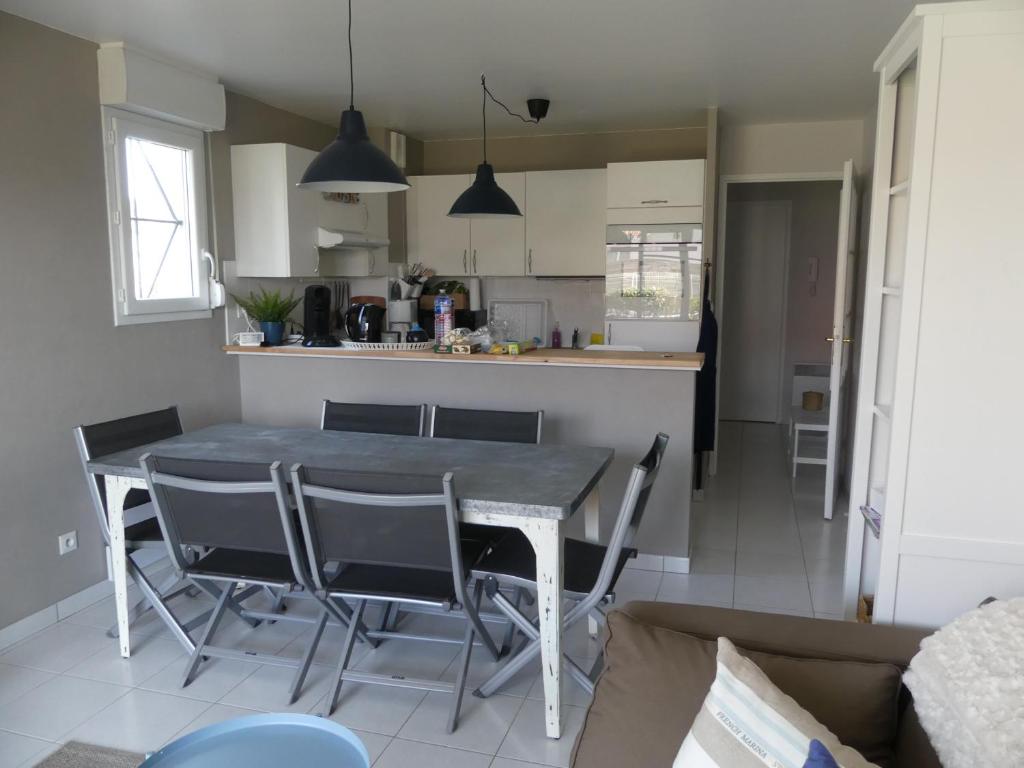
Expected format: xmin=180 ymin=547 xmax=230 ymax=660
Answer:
xmin=340 ymin=340 xmax=432 ymax=351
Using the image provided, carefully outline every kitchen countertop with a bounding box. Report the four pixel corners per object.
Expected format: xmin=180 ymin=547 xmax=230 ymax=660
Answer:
xmin=223 ymin=344 xmax=703 ymax=371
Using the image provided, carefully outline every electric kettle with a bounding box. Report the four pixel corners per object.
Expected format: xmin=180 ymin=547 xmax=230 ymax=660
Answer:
xmin=343 ymin=303 xmax=386 ymax=343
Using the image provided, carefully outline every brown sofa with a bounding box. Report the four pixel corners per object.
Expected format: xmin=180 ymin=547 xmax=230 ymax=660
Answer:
xmin=571 ymin=602 xmax=941 ymax=768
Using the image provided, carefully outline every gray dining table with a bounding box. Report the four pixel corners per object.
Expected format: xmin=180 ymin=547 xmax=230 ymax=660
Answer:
xmin=87 ymin=422 xmax=614 ymax=739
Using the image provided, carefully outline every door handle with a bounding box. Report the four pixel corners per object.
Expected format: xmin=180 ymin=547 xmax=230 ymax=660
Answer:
xmin=826 ymin=336 xmax=854 ymax=344
xmin=641 ymin=199 xmax=668 ymax=205
xmin=528 ymin=248 xmax=533 ymax=273
xmin=472 ymin=250 xmax=477 ymax=273
xmin=463 ymin=249 xmax=468 ymax=273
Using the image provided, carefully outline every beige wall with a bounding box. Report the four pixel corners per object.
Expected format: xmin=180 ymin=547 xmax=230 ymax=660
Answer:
xmin=421 ymin=125 xmax=707 ymax=175
xmin=719 ymin=119 xmax=865 ymax=177
xmin=0 ymin=12 xmax=334 ymax=631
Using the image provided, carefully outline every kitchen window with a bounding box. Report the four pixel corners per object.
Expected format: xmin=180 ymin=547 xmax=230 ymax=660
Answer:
xmin=102 ymin=108 xmax=211 ymax=325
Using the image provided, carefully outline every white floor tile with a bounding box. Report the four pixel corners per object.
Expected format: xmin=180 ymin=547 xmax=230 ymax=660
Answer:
xmin=490 ymin=758 xmax=547 ymax=768
xmin=352 ymin=729 xmax=392 ymax=764
xmin=170 ymin=702 xmax=261 ymax=740
xmin=0 ymin=675 xmax=128 ymax=740
xmin=735 ymin=549 xmax=806 ymax=578
xmin=68 ymin=689 xmax=210 ymax=753
xmin=0 ymin=664 xmax=54 ymax=708
xmin=438 ymin=645 xmax=536 ymax=699
xmin=140 ymin=656 xmax=260 ymax=703
xmin=656 ymin=573 xmax=733 ymax=607
xmin=0 ymin=730 xmax=54 ymax=768
xmin=688 ymin=548 xmax=736 ymax=576
xmin=323 ymin=681 xmax=427 ymax=735
xmin=374 ymin=737 xmax=492 ymax=768
xmin=527 ymin=672 xmax=593 ymax=709
xmin=496 ymin=699 xmax=587 ymax=768
xmin=64 ymin=635 xmax=183 ymax=688
xmin=353 ymin=635 xmax=461 ymax=681
xmin=0 ymin=624 xmax=111 ymax=674
xmin=218 ymin=662 xmax=332 ymax=714
xmin=398 ymin=690 xmax=522 ymax=755
xmin=608 ymin=569 xmax=661 ymax=602
xmin=733 ymin=575 xmax=812 ymax=614
xmin=733 ymin=603 xmax=814 ymax=618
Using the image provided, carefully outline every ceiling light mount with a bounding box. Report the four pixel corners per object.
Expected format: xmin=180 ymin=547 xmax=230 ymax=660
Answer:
xmin=527 ymin=98 xmax=550 ymax=122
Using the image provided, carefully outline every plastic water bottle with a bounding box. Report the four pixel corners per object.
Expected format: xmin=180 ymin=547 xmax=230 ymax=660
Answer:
xmin=434 ymin=290 xmax=454 ymax=342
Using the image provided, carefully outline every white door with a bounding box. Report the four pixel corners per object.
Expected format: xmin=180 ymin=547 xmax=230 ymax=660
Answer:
xmin=720 ymin=201 xmax=790 ymax=422
xmin=526 ymin=169 xmax=606 ymax=276
xmin=824 ymin=160 xmax=858 ymax=520
xmin=406 ymin=175 xmax=471 ymax=276
xmin=470 ymin=172 xmax=526 ymax=276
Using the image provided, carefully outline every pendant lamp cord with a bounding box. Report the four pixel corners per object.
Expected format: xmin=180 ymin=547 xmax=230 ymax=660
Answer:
xmin=480 ymin=74 xmax=541 ymax=163
xmin=348 ymin=0 xmax=354 ymax=109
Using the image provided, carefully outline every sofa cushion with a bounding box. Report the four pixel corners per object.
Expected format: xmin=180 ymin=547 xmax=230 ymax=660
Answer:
xmin=571 ymin=609 xmax=904 ymax=768
xmin=674 ymin=637 xmax=878 ymax=767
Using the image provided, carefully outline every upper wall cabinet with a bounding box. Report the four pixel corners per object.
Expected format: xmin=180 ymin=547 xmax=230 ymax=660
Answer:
xmin=526 ymin=169 xmax=606 ymax=276
xmin=406 ymin=173 xmax=526 ymax=276
xmin=606 ymin=159 xmax=705 ymax=209
xmin=232 ymin=143 xmax=319 ymax=277
xmin=231 ymin=142 xmax=389 ymax=278
xmin=406 ymin=174 xmax=472 ymax=275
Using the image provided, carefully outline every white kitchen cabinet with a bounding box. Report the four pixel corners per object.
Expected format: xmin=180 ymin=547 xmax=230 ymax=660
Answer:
xmin=525 ymin=169 xmax=606 ymax=276
xmin=843 ymin=1 xmax=1024 ymax=629
xmin=231 ymin=142 xmax=390 ymax=278
xmin=606 ymin=159 xmax=705 ymax=209
xmin=406 ymin=174 xmax=472 ymax=275
xmin=231 ymin=143 xmax=319 ymax=277
xmin=469 ymin=172 xmax=525 ymax=276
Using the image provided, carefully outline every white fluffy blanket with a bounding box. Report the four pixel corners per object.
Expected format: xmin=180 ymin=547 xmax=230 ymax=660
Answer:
xmin=903 ymin=597 xmax=1024 ymax=768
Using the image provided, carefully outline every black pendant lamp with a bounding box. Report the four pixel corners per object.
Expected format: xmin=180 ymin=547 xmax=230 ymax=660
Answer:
xmin=299 ymin=0 xmax=408 ymax=193
xmin=449 ymin=76 xmax=522 ymax=218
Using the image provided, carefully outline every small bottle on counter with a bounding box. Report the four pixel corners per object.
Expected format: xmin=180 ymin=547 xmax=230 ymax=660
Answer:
xmin=434 ymin=290 xmax=453 ymax=342
xmin=406 ymin=322 xmax=428 ymax=344
xmin=571 ymin=327 xmax=580 ymax=349
xmin=551 ymin=322 xmax=562 ymax=349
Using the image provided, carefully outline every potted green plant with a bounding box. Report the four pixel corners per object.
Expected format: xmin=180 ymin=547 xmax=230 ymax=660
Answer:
xmin=230 ymin=287 xmax=301 ymax=346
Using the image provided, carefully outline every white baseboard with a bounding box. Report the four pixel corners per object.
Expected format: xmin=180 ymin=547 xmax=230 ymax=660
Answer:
xmin=626 ymin=553 xmax=691 ymax=574
xmin=0 ymin=576 xmax=115 ymax=652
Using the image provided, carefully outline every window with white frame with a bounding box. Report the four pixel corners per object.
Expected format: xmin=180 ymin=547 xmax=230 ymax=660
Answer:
xmin=103 ymin=107 xmax=211 ymax=324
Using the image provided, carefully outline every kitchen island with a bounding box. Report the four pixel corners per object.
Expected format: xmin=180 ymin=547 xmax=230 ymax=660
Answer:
xmin=225 ymin=344 xmax=703 ymax=567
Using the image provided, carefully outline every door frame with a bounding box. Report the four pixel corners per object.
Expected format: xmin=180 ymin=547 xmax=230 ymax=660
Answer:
xmin=710 ymin=172 xmax=844 ymax=476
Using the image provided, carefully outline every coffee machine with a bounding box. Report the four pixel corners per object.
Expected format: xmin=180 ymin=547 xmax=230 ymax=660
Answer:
xmin=301 ymin=285 xmax=340 ymax=347
xmin=344 ymin=302 xmax=386 ymax=343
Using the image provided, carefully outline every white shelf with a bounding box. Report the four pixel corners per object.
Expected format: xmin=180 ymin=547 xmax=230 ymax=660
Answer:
xmin=889 ymin=180 xmax=910 ymax=196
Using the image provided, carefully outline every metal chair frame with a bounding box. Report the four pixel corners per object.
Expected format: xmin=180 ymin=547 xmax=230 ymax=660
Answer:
xmin=472 ymin=433 xmax=670 ymax=698
xmin=140 ymin=455 xmax=374 ymax=704
xmin=429 ymin=405 xmax=544 ymax=444
xmin=291 ymin=465 xmax=500 ymax=732
xmin=73 ymin=408 xmax=205 ymax=652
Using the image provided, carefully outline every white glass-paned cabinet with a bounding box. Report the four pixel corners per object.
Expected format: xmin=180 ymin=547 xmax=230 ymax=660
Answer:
xmin=843 ymin=1 xmax=1024 ymax=628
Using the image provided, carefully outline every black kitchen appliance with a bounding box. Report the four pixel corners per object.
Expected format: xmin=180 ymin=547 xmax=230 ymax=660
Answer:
xmin=344 ymin=302 xmax=386 ymax=343
xmin=302 ymin=285 xmax=341 ymax=347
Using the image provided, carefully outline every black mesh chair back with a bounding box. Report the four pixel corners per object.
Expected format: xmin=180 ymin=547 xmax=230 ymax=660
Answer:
xmin=321 ymin=401 xmax=426 ymax=437
xmin=622 ymin=432 xmax=670 ymax=551
xmin=430 ymin=406 xmax=543 ymax=444
xmin=74 ymin=406 xmax=183 ymax=542
xmin=292 ymin=466 xmax=464 ymax=585
xmin=143 ymin=456 xmax=295 ymax=559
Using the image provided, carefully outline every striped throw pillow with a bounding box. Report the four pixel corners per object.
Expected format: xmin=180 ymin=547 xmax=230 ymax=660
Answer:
xmin=673 ymin=638 xmax=879 ymax=768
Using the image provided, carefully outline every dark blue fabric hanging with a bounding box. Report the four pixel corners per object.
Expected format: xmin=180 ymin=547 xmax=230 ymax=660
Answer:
xmin=694 ymin=264 xmax=718 ymax=453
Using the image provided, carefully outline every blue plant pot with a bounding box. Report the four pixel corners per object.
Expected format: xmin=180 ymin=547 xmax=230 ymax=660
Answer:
xmin=259 ymin=321 xmax=285 ymax=346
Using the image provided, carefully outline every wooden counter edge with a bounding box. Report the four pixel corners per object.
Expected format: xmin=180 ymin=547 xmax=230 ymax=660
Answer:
xmin=223 ymin=344 xmax=704 ymax=371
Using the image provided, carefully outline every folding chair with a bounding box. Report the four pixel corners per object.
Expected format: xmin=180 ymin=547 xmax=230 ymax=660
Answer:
xmin=429 ymin=405 xmax=543 ymax=444
xmin=291 ymin=465 xmax=500 ymax=732
xmin=140 ymin=455 xmax=373 ymax=702
xmin=321 ymin=400 xmax=427 ymax=437
xmin=472 ymin=432 xmax=670 ymax=698
xmin=74 ymin=407 xmax=204 ymax=651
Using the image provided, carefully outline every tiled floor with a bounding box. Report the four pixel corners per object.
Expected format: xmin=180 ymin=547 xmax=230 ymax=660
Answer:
xmin=679 ymin=420 xmax=848 ymax=618
xmin=0 ymin=419 xmax=847 ymax=767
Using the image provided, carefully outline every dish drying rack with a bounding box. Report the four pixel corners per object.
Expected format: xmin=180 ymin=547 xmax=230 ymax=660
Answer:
xmin=340 ymin=340 xmax=433 ymax=351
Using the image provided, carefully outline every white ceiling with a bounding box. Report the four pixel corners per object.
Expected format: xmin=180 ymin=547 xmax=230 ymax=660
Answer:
xmin=1 ymin=0 xmax=934 ymax=139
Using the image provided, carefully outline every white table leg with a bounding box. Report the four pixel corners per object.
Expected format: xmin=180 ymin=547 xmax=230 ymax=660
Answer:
xmin=584 ymin=486 xmax=600 ymax=636
xmin=105 ymin=475 xmax=134 ymax=658
xmin=521 ymin=517 xmax=565 ymax=739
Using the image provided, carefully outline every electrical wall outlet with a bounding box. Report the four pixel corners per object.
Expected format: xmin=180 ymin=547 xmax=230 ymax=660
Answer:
xmin=58 ymin=530 xmax=78 ymax=555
